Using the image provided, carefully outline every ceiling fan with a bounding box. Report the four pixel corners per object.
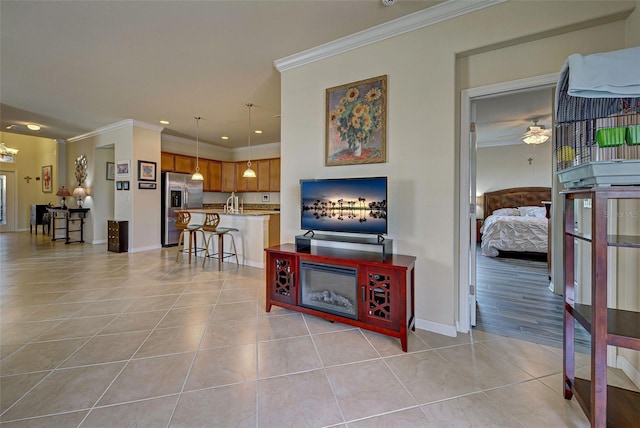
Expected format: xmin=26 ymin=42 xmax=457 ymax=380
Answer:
xmin=522 ymin=119 xmax=551 ymax=145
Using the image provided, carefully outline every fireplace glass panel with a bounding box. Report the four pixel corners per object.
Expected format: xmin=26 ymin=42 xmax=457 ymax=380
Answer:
xmin=300 ymin=261 xmax=358 ymax=319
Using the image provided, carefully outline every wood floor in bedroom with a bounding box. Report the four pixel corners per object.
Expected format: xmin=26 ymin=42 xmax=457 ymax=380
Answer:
xmin=474 ymin=246 xmax=591 ymax=353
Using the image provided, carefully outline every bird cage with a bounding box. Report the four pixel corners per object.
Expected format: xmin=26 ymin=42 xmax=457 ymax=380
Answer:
xmin=555 ymin=68 xmax=640 ymax=188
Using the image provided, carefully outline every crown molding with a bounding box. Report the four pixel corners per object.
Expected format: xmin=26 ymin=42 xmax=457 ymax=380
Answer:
xmin=68 ymin=119 xmax=164 ymax=143
xmin=274 ymin=0 xmax=507 ymax=72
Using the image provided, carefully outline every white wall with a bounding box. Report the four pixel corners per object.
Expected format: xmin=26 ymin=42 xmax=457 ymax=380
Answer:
xmin=279 ymin=1 xmax=635 ymax=332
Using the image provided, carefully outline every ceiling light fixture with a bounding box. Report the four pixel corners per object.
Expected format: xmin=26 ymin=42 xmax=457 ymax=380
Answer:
xmin=221 ymin=136 xmax=229 ymax=140
xmin=522 ymin=120 xmax=551 ymax=145
xmin=160 ymin=120 xmax=170 ymax=125
xmin=0 ymin=142 xmax=19 ymax=156
xmin=191 ymin=116 xmax=204 ymax=181
xmin=243 ymin=103 xmax=257 ymax=178
xmin=27 ymin=124 xmax=41 ymax=131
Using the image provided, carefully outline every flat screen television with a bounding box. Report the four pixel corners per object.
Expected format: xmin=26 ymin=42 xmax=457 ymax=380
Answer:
xmin=300 ymin=177 xmax=387 ymax=235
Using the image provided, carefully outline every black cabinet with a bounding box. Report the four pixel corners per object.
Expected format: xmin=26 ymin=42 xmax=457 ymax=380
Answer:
xmin=108 ymin=220 xmax=128 ymax=253
xmin=30 ymin=204 xmax=49 ymax=235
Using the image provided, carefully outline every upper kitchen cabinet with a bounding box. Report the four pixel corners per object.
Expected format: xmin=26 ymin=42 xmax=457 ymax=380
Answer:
xmin=257 ymin=160 xmax=271 ymax=192
xmin=221 ymin=162 xmax=236 ymax=193
xmin=236 ymin=161 xmax=259 ymax=192
xmin=174 ymin=155 xmax=195 ymax=174
xmin=269 ymin=158 xmax=280 ymax=192
xmin=208 ymin=160 xmax=222 ymax=192
xmin=161 ymin=152 xmax=175 ymax=172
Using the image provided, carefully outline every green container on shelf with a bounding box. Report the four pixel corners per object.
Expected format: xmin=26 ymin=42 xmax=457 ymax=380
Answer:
xmin=595 ymin=127 xmax=625 ymax=148
xmin=626 ymin=125 xmax=640 ymax=145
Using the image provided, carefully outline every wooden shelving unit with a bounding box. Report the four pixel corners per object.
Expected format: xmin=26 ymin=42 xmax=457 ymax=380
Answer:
xmin=562 ymin=186 xmax=640 ymax=427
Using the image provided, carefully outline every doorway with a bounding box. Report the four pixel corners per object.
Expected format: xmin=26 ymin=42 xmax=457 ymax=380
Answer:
xmin=458 ymin=73 xmax=560 ymax=334
xmin=0 ymin=171 xmax=17 ymax=232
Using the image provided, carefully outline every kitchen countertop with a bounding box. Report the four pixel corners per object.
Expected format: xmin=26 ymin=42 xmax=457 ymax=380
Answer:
xmin=183 ymin=208 xmax=280 ymax=216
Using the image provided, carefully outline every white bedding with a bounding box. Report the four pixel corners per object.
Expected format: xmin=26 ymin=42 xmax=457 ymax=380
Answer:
xmin=480 ymin=214 xmax=548 ymax=257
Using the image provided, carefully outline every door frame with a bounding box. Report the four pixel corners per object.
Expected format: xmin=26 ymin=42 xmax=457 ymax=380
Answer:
xmin=458 ymin=72 xmax=559 ymax=332
xmin=0 ymin=170 xmax=18 ymax=232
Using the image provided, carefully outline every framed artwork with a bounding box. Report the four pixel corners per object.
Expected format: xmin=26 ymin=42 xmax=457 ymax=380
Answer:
xmin=138 ymin=182 xmax=157 ymax=189
xmin=115 ymin=160 xmax=130 ymax=177
xmin=106 ymin=162 xmax=115 ymax=180
xmin=42 ymin=165 xmax=53 ymax=193
xmin=137 ymin=160 xmax=156 ymax=182
xmin=326 ymin=75 xmax=387 ymax=166
xmin=116 ymin=181 xmax=123 ymax=190
xmin=123 ymin=181 xmax=130 ymax=191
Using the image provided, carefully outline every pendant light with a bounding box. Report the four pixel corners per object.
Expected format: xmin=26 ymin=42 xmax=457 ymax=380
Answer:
xmin=243 ymin=103 xmax=257 ymax=178
xmin=191 ymin=116 xmax=204 ymax=181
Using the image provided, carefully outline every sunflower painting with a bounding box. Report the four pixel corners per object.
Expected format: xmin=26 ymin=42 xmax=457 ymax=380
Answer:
xmin=326 ymin=75 xmax=387 ymax=166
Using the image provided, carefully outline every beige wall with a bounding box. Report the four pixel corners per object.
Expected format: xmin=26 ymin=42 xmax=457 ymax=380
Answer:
xmin=279 ymin=1 xmax=635 ymax=331
xmin=477 ymin=143 xmax=553 ymax=216
xmin=0 ymin=133 xmax=59 ymax=231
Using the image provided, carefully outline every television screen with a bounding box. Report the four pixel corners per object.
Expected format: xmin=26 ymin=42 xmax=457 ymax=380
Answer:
xmin=300 ymin=177 xmax=387 ymax=235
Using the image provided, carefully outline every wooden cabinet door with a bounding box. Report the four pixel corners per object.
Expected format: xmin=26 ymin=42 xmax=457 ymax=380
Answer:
xmin=161 ymin=153 xmax=175 ymax=172
xmin=174 ymin=155 xmax=194 ymax=174
xmin=269 ymin=158 xmax=280 ymax=192
xmin=267 ymin=252 xmax=297 ymax=305
xmin=198 ymin=160 xmax=210 ymax=191
xmin=257 ymin=160 xmax=270 ymax=192
xmin=221 ymin=162 xmax=236 ymax=192
xmin=359 ymin=265 xmax=400 ymax=330
xmin=236 ymin=161 xmax=258 ymax=192
xmin=208 ymin=160 xmax=222 ymax=192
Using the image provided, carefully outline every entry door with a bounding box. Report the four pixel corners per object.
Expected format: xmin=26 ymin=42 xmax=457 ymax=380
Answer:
xmin=0 ymin=171 xmax=16 ymax=232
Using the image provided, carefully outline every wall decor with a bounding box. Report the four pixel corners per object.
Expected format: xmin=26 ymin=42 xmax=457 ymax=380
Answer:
xmin=74 ymin=154 xmax=88 ymax=186
xmin=115 ymin=160 xmax=130 ymax=177
xmin=116 ymin=181 xmax=123 ymax=190
xmin=138 ymin=182 xmax=157 ymax=189
xmin=326 ymin=75 xmax=387 ymax=166
xmin=42 ymin=165 xmax=53 ymax=193
xmin=137 ymin=160 xmax=156 ymax=182
xmin=123 ymin=181 xmax=130 ymax=191
xmin=106 ymin=162 xmax=115 ymax=180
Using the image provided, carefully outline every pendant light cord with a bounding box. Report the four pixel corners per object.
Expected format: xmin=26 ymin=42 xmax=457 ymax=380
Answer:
xmin=195 ymin=116 xmax=201 ymax=171
xmin=246 ymin=103 xmax=253 ymax=167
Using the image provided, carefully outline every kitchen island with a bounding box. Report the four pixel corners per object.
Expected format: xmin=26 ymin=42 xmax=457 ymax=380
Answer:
xmin=185 ymin=208 xmax=280 ymax=268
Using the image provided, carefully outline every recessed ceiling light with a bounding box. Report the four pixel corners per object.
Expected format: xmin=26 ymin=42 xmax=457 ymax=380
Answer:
xmin=27 ymin=124 xmax=41 ymax=131
xmin=221 ymin=136 xmax=229 ymax=140
xmin=160 ymin=120 xmax=170 ymax=125
xmin=254 ymin=130 xmax=262 ymax=134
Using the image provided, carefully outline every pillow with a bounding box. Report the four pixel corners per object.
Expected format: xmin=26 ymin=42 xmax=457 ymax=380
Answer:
xmin=492 ymin=208 xmax=521 ymax=216
xmin=518 ymin=206 xmax=546 ymax=218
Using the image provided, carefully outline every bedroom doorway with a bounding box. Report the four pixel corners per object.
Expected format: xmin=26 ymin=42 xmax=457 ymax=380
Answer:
xmin=459 ymin=73 xmax=559 ymax=335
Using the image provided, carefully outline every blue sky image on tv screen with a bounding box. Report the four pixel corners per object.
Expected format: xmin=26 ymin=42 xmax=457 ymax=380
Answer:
xmin=301 ymin=177 xmax=387 ymax=234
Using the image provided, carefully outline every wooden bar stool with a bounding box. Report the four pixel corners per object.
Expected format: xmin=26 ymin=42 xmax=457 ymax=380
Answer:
xmin=175 ymin=211 xmax=207 ymax=264
xmin=202 ymin=213 xmax=239 ymax=269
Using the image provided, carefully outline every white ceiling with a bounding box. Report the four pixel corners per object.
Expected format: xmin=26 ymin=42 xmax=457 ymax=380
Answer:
xmin=475 ymin=87 xmax=553 ymax=148
xmin=1 ymin=0 xmax=444 ymax=149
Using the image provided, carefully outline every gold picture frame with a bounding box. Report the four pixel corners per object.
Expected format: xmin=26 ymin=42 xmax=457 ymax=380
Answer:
xmin=326 ymin=75 xmax=387 ymax=166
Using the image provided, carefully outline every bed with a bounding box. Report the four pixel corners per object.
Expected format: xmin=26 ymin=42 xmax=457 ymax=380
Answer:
xmin=480 ymin=187 xmax=551 ymax=257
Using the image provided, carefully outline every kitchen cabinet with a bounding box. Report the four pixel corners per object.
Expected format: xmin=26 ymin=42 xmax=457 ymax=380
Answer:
xmin=198 ymin=160 xmax=210 ymax=191
xmin=161 ymin=152 xmax=175 ymax=172
xmin=208 ymin=160 xmax=222 ymax=192
xmin=269 ymin=158 xmax=280 ymax=192
xmin=221 ymin=162 xmax=236 ymax=192
xmin=236 ymin=161 xmax=258 ymax=192
xmin=257 ymin=160 xmax=270 ymax=192
xmin=562 ymin=186 xmax=640 ymax=427
xmin=174 ymin=155 xmax=195 ymax=174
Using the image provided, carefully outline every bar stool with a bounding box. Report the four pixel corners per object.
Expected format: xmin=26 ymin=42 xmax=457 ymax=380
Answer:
xmin=175 ymin=211 xmax=207 ymax=264
xmin=202 ymin=213 xmax=239 ymax=269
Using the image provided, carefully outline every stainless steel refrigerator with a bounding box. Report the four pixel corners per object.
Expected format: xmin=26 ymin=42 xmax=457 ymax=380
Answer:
xmin=161 ymin=172 xmax=203 ymax=246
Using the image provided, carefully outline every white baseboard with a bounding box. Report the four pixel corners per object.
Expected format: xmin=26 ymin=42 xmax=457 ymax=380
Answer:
xmin=415 ymin=317 xmax=457 ymax=337
xmin=93 ymin=239 xmax=107 ymax=245
xmin=617 ymin=355 xmax=640 ymax=390
xmin=130 ymin=244 xmax=162 ymax=253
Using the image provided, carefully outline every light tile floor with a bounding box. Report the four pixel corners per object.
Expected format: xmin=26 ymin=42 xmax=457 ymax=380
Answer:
xmin=0 ymin=231 xmax=636 ymax=427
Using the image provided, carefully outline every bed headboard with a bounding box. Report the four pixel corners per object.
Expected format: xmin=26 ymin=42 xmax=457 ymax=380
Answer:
xmin=483 ymin=187 xmax=551 ymax=218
